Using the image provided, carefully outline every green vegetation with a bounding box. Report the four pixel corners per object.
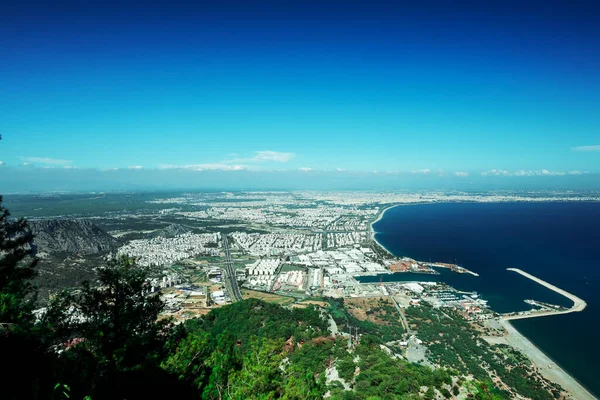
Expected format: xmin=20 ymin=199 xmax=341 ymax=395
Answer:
xmin=162 ymin=299 xmax=330 ymax=399
xmin=406 ymin=304 xmax=560 ymax=400
xmin=327 ymin=297 xmax=405 ymax=342
xmin=327 ymin=334 xmax=454 ymax=400
xmin=0 ymin=196 xmax=39 ymax=328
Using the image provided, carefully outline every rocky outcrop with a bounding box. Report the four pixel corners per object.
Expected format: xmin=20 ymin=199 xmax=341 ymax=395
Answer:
xmin=30 ymin=219 xmax=119 ymax=255
xmin=149 ymin=224 xmax=192 ymax=239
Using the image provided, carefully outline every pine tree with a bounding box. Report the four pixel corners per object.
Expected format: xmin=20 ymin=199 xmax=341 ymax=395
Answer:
xmin=0 ymin=195 xmax=38 ymax=329
xmin=44 ymin=255 xmax=168 ymax=372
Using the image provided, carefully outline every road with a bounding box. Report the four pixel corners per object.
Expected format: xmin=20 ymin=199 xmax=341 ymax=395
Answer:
xmin=390 ymin=295 xmax=410 ymax=334
xmin=222 ymin=236 xmax=243 ymax=302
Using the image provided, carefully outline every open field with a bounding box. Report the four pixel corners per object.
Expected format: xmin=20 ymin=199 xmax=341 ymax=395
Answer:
xmin=295 ymin=300 xmax=329 ymax=307
xmin=242 ymin=289 xmax=295 ymax=306
xmin=344 ymin=296 xmax=401 ymax=327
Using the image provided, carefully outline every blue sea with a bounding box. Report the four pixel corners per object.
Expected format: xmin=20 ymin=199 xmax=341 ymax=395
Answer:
xmin=363 ymin=202 xmax=600 ymax=397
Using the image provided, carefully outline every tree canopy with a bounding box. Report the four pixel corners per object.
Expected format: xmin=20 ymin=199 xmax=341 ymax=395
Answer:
xmin=0 ymin=195 xmax=38 ymax=328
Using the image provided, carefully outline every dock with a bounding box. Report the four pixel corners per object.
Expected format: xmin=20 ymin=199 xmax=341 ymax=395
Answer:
xmin=426 ymin=262 xmax=479 ymax=276
xmin=503 ymin=268 xmax=586 ymax=320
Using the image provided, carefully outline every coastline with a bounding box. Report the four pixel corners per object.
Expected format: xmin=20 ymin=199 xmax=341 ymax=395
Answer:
xmin=500 ymin=268 xmax=595 ymax=399
xmin=369 ymin=204 xmax=400 ymax=255
xmin=371 ymin=203 xmax=597 ymax=400
xmin=501 ymin=319 xmax=596 ymax=400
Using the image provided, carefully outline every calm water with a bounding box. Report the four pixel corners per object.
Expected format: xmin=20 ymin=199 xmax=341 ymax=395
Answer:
xmin=366 ymin=202 xmax=600 ymax=397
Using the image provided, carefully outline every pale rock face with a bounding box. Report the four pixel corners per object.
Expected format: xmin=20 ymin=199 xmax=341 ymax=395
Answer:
xmin=29 ymin=219 xmax=119 ymax=255
xmin=149 ymin=224 xmax=191 ymax=239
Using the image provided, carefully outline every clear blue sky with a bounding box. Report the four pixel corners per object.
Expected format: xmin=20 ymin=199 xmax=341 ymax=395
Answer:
xmin=1 ymin=0 xmax=599 ymax=185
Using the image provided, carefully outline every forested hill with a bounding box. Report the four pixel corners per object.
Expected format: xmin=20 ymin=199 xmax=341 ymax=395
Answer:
xmin=161 ymin=298 xmax=466 ymax=400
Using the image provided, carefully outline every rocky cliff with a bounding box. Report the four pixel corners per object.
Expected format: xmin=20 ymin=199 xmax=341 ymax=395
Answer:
xmin=149 ymin=223 xmax=192 ymax=239
xmin=30 ymin=219 xmax=119 ymax=256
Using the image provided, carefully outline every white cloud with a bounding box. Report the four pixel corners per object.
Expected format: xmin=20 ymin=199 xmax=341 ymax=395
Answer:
xmin=567 ymin=170 xmax=588 ymax=175
xmin=20 ymin=156 xmax=72 ymax=165
xmin=412 ymin=169 xmax=431 ymax=174
xmin=454 ymin=171 xmax=469 ymax=177
xmin=541 ymin=169 xmax=565 ymax=176
xmin=0 ymin=161 xmax=4 ymax=167
xmin=128 ymin=165 xmax=143 ymax=170
xmin=481 ymin=169 xmax=510 ymax=176
xmin=101 ymin=168 xmax=118 ymax=171
xmin=159 ymin=163 xmax=246 ymax=171
xmin=336 ymin=168 xmax=346 ymax=172
xmin=483 ymin=169 xmax=572 ymax=177
xmin=572 ymin=145 xmax=600 ymax=152
xmin=226 ymin=150 xmax=296 ymax=164
xmin=156 ymin=150 xmax=295 ymax=172
xmin=298 ymin=167 xmax=312 ymax=172
xmin=63 ymin=165 xmax=76 ymax=169
xmin=253 ymin=151 xmax=295 ymax=163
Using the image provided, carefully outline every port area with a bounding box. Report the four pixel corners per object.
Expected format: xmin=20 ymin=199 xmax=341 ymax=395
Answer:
xmin=501 ymin=268 xmax=587 ymax=320
xmin=386 ymin=258 xmax=479 ymax=277
xmin=425 ymin=262 xmax=479 ymax=276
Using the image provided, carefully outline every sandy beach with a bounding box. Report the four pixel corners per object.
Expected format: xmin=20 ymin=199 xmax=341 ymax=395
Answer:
xmin=369 ymin=204 xmax=400 ymax=243
xmin=369 ymin=205 xmax=401 ymax=257
xmin=500 ymin=319 xmax=596 ymax=400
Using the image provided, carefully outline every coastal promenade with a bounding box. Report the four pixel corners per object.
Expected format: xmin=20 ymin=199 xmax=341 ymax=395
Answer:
xmin=502 ymin=268 xmax=595 ymax=400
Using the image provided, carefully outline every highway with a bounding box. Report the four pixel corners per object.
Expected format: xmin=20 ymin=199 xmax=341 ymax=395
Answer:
xmin=222 ymin=236 xmax=243 ymax=302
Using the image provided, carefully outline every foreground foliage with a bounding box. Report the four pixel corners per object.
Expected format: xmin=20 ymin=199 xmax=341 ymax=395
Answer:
xmin=0 ymin=196 xmax=38 ymax=327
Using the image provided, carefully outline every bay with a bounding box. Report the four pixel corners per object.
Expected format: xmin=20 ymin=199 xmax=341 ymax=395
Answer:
xmin=362 ymin=202 xmax=600 ymax=397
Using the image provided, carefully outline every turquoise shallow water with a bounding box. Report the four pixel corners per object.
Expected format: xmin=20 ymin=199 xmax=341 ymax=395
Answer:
xmin=362 ymin=202 xmax=600 ymax=397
